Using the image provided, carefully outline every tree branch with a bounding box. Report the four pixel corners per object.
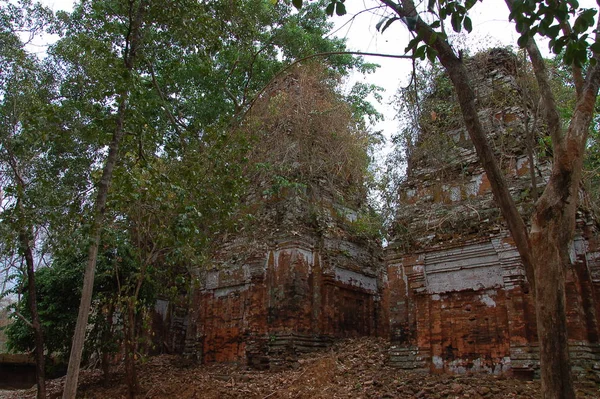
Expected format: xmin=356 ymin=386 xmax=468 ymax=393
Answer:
xmin=547 ymin=0 xmax=584 ymax=94
xmin=13 ymin=309 xmax=34 ymax=329
xmin=148 ymin=63 xmax=184 ymax=135
xmin=382 ymin=0 xmax=535 ymax=288
xmin=504 ymin=0 xmax=564 ymax=158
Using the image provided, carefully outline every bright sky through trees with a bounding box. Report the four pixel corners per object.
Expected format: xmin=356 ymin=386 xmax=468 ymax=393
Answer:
xmin=32 ymin=0 xmax=599 ymax=142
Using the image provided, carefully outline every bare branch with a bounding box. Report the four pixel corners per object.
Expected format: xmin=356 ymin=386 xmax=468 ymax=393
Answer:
xmin=547 ymin=0 xmax=584 ymax=94
xmin=148 ymin=63 xmax=185 ymax=135
xmin=504 ymin=0 xmax=564 ymax=158
xmin=241 ymin=50 xmax=412 ymax=122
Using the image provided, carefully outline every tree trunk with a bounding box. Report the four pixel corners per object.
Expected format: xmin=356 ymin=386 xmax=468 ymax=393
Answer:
xmin=62 ymin=3 xmax=146 ymax=397
xmin=62 ymin=95 xmax=129 ymax=399
xmin=530 ymin=221 xmax=574 ymax=399
xmin=21 ymin=225 xmax=46 ymax=399
xmin=6 ymin=148 xmax=46 ymax=399
xmin=529 ymin=168 xmax=579 ymax=399
xmin=102 ymin=303 xmax=114 ymax=385
xmin=123 ymin=255 xmax=150 ymax=398
xmin=124 ymin=301 xmax=139 ymax=399
xmin=529 ymin=68 xmax=600 ymax=396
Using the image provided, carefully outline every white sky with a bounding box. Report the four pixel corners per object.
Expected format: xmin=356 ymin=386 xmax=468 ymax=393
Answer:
xmin=334 ymin=0 xmax=533 ymax=141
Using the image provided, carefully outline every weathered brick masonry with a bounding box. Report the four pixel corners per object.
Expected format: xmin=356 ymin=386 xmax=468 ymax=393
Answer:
xmin=384 ymin=49 xmax=600 ymax=377
xmin=168 ymin=51 xmax=600 ymax=377
xmin=184 ymin=189 xmax=383 ymax=368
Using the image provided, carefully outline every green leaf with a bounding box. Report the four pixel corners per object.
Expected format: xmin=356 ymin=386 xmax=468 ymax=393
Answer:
xmin=573 ymin=9 xmax=597 ymax=33
xmin=378 ymin=17 xmax=399 ymax=33
xmin=517 ymin=34 xmax=529 ymax=48
xmin=426 ymin=46 xmax=438 ymax=63
xmin=547 ymin=24 xmax=561 ymax=38
xmin=405 ymin=36 xmax=421 ymax=53
xmin=292 ymin=0 xmax=302 ymax=9
xmin=590 ymin=41 xmax=600 ymax=53
xmin=451 ymin=12 xmax=462 ymax=32
xmin=463 ymin=16 xmax=472 ymax=33
xmin=552 ymin=36 xmax=568 ymax=54
xmin=414 ymin=45 xmax=427 ymax=60
xmin=440 ymin=7 xmax=448 ymax=19
xmin=325 ymin=2 xmax=335 ymax=16
xmin=515 ymin=19 xmax=525 ymax=33
xmin=335 ymin=2 xmax=347 ymax=16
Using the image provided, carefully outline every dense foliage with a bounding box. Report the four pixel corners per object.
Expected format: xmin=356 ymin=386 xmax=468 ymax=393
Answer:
xmin=0 ymin=1 xmax=380 ymax=396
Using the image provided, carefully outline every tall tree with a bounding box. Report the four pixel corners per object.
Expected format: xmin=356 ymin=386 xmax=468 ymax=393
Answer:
xmin=58 ymin=0 xmax=148 ymax=395
xmin=45 ymin=0 xmax=371 ymax=397
xmin=0 ymin=3 xmax=57 ymax=397
xmin=298 ymin=0 xmax=600 ymax=397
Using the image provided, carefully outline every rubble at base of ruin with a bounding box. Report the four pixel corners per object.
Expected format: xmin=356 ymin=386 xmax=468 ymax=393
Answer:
xmin=153 ymin=50 xmax=600 ymax=378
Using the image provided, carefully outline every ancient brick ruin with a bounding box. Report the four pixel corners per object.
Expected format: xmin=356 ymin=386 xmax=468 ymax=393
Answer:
xmin=160 ymin=51 xmax=600 ymax=378
xmin=180 ymin=66 xmax=385 ymax=369
xmin=383 ymin=49 xmax=600 ymax=377
xmin=183 ymin=187 xmax=383 ymax=369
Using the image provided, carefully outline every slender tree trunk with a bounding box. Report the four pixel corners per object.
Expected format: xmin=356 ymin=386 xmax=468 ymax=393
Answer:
xmin=102 ymin=303 xmax=114 ymax=385
xmin=62 ymin=96 xmax=129 ymax=399
xmin=5 ymin=148 xmax=46 ymax=399
xmin=20 ymin=224 xmax=46 ymax=399
xmin=62 ymin=3 xmax=146 ymax=397
xmin=123 ymin=255 xmax=150 ymax=398
xmin=124 ymin=300 xmax=139 ymax=399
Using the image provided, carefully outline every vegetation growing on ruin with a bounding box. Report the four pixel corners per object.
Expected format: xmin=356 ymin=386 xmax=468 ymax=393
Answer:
xmin=242 ymin=64 xmax=379 ymax=202
xmin=0 ymin=2 xmax=381 ymax=398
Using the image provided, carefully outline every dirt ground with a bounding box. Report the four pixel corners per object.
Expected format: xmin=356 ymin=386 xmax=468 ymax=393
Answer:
xmin=2 ymin=338 xmax=599 ymax=399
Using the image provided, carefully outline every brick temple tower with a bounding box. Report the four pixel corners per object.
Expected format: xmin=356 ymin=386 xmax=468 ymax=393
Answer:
xmin=183 ymin=66 xmax=385 ymax=368
xmin=383 ymin=48 xmax=600 ymax=378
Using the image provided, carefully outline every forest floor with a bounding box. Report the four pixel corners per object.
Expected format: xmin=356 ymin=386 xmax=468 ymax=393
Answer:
xmin=2 ymin=338 xmax=599 ymax=399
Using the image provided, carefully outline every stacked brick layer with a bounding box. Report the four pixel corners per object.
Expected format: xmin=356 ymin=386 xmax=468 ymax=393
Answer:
xmin=384 ymin=49 xmax=600 ymax=377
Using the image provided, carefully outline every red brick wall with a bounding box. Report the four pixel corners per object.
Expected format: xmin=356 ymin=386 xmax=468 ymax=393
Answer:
xmin=384 ymin=234 xmax=600 ymax=375
xmin=190 ymin=241 xmax=381 ymax=364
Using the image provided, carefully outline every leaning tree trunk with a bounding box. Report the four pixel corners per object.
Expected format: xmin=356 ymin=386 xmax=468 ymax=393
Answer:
xmin=61 ymin=95 xmax=129 ymax=399
xmin=62 ymin=3 xmax=147 ymax=398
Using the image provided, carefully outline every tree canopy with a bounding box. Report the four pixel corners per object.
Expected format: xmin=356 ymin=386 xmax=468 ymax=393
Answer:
xmin=0 ymin=1 xmax=381 ymax=398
